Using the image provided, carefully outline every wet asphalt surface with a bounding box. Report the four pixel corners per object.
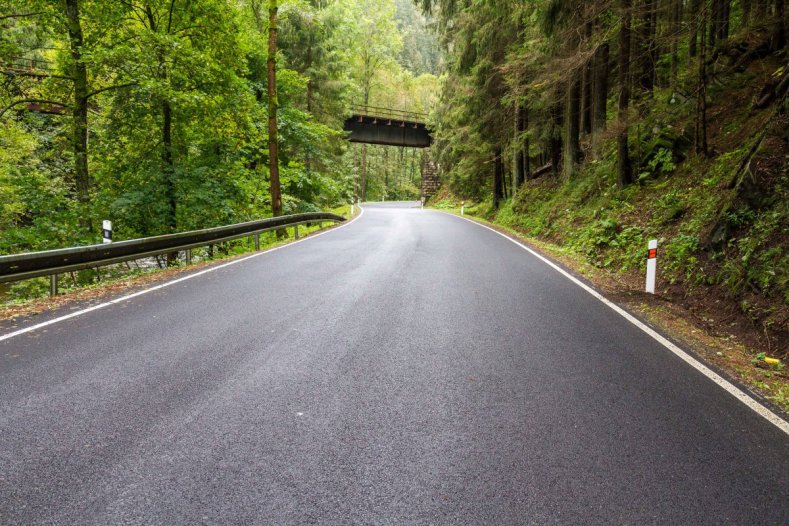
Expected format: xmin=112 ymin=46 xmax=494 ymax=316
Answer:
xmin=1 ymin=202 xmax=787 ymax=525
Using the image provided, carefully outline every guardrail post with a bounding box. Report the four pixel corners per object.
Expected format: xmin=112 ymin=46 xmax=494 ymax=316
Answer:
xmin=50 ymin=274 xmax=58 ymax=296
xmin=254 ymin=233 xmax=260 ymax=250
xmin=185 ymin=249 xmax=192 ymax=265
xmin=294 ymin=225 xmax=299 ymax=240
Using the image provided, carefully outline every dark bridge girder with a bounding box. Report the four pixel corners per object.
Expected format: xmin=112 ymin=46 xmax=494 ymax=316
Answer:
xmin=344 ymin=112 xmax=432 ymax=148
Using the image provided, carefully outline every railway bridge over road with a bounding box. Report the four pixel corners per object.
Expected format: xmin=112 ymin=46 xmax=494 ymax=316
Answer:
xmin=344 ymin=105 xmax=439 ymax=201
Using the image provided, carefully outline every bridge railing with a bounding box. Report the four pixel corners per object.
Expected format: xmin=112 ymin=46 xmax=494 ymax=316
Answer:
xmin=2 ymin=57 xmax=56 ymax=72
xmin=349 ymin=105 xmax=428 ymax=123
xmin=0 ymin=212 xmax=345 ymax=294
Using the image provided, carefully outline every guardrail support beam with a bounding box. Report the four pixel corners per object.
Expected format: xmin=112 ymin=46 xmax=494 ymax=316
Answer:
xmin=50 ymin=274 xmax=58 ymax=296
xmin=294 ymin=225 xmax=299 ymax=240
xmin=254 ymin=233 xmax=260 ymax=250
xmin=185 ymin=249 xmax=192 ymax=265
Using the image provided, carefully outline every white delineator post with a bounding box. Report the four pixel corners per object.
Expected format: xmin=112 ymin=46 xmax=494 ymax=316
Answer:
xmin=646 ymin=239 xmax=657 ymax=294
xmin=461 ymin=201 xmax=465 ymax=215
xmin=102 ymin=220 xmax=112 ymax=244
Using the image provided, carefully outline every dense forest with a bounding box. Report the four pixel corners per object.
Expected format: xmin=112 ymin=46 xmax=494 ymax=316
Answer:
xmin=0 ymin=0 xmax=438 ymax=254
xmin=423 ymin=0 xmax=788 ymax=352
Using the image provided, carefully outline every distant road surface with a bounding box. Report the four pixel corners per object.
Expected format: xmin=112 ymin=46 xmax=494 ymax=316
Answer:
xmin=1 ymin=202 xmax=787 ymax=524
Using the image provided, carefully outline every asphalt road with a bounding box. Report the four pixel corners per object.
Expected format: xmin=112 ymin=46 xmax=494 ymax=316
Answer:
xmin=1 ymin=202 xmax=787 ymax=525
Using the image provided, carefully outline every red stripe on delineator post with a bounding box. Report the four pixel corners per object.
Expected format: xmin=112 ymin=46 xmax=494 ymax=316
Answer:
xmin=646 ymin=239 xmax=657 ymax=294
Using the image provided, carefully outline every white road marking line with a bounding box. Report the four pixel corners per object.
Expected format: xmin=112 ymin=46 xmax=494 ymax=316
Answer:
xmin=444 ymin=212 xmax=789 ymax=435
xmin=0 ymin=208 xmax=365 ymax=343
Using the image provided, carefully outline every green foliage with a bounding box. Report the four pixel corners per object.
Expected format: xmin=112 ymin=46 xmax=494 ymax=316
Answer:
xmin=638 ymin=148 xmax=676 ymax=183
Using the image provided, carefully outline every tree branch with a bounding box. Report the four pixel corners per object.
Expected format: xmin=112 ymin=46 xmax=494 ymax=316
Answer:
xmin=86 ymin=82 xmax=137 ymax=99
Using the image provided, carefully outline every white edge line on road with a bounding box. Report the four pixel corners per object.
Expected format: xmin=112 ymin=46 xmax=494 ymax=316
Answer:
xmin=0 ymin=207 xmax=365 ymax=343
xmin=444 ymin=211 xmax=789 ymax=435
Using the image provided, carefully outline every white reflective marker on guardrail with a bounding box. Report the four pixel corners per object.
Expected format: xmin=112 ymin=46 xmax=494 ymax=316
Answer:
xmin=102 ymin=220 xmax=112 ymax=244
xmin=646 ymin=239 xmax=657 ymax=294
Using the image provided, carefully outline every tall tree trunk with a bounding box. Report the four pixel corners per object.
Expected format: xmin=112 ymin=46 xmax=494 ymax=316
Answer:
xmin=638 ymin=0 xmax=657 ymax=94
xmin=383 ymin=145 xmax=389 ymax=198
xmin=524 ymin=103 xmax=531 ymax=181
xmin=550 ymin=90 xmax=563 ymax=178
xmin=515 ymin=101 xmax=527 ymax=188
xmin=248 ymin=0 xmax=265 ymax=173
xmin=772 ymin=0 xmax=786 ymax=51
xmin=756 ymin=0 xmax=768 ymax=20
xmin=742 ymin=0 xmax=752 ymax=27
xmin=709 ymin=0 xmax=729 ymax=46
xmin=359 ymin=81 xmax=372 ymax=202
xmin=493 ymin=146 xmax=504 ymax=208
xmin=162 ymin=99 xmax=178 ymax=265
xmin=64 ymin=0 xmax=90 ymax=225
xmin=592 ymin=41 xmax=610 ymax=152
xmin=352 ymin=143 xmax=358 ymax=204
xmin=618 ymin=0 xmax=634 ymax=186
xmin=306 ymin=32 xmax=314 ymax=114
xmin=162 ymin=101 xmax=176 ymax=231
xmin=522 ymin=104 xmax=531 ymax=180
xmin=689 ymin=0 xmax=701 ymax=56
xmin=410 ymin=147 xmax=416 ymax=183
xmin=501 ymin=153 xmax=509 ymax=199
xmin=581 ymin=60 xmax=593 ymax=134
xmin=305 ymin=29 xmax=314 ymax=175
xmin=360 ymin=145 xmax=368 ymax=201
xmin=268 ymin=0 xmax=283 ymax=221
xmin=144 ymin=5 xmax=177 ymax=261
xmin=145 ymin=6 xmax=176 ymax=236
xmin=709 ymin=0 xmax=720 ymax=49
xmin=564 ymin=74 xmax=581 ymax=178
xmin=581 ymin=20 xmax=594 ymax=135
xmin=671 ymin=0 xmax=681 ymax=90
xmin=695 ymin=2 xmax=709 ymax=156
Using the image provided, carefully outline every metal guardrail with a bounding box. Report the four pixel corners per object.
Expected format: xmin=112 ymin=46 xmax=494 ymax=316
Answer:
xmin=0 ymin=212 xmax=345 ymax=292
